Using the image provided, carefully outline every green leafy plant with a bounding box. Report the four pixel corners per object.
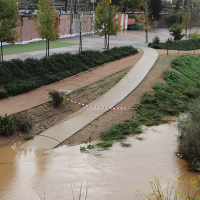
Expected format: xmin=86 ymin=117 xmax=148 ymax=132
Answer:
xmin=0 ymin=114 xmax=14 ymax=135
xmin=176 ymin=99 xmax=200 ymax=171
xmin=49 ymin=90 xmax=64 ymax=107
xmin=87 ymin=144 xmax=94 ymax=149
xmin=32 ymin=0 xmax=59 ymax=57
xmin=0 ymin=0 xmax=19 ymax=61
xmin=23 ymin=135 xmax=34 ymax=141
xmin=0 ymin=90 xmax=7 ymax=99
xmin=80 ymin=146 xmax=86 ymax=151
xmin=189 ymin=31 xmax=200 ymax=40
xmin=93 ymin=0 xmax=120 ymax=49
xmin=152 ymin=35 xmax=160 ymax=44
xmin=120 ymin=141 xmax=131 ymax=147
xmin=0 ymin=46 xmax=138 ymax=99
xmin=101 ymin=119 xmax=142 ymax=141
xmin=96 ymin=141 xmax=113 ymax=148
xmin=169 ymin=25 xmax=185 ymax=41
xmin=148 ymin=38 xmax=200 ymax=50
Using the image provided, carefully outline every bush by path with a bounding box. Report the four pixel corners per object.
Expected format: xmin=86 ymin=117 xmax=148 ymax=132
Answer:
xmin=148 ymin=38 xmax=200 ymax=51
xmin=0 ymin=46 xmax=138 ymax=99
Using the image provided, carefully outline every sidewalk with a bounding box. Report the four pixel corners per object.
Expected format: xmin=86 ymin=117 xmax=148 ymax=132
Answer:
xmin=20 ymin=46 xmax=159 ymax=149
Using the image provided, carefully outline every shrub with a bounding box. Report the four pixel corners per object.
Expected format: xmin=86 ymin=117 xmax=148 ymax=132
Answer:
xmin=42 ymin=74 xmax=61 ymax=85
xmin=148 ymin=38 xmax=200 ymax=51
xmin=0 ymin=46 xmax=138 ymax=99
xmin=152 ymin=36 xmax=160 ymax=44
xmin=189 ymin=31 xmax=200 ymax=40
xmin=0 ymin=90 xmax=8 ymax=99
xmin=101 ymin=119 xmax=142 ymax=141
xmin=49 ymin=90 xmax=64 ymax=107
xmin=12 ymin=112 xmax=33 ymax=132
xmin=23 ymin=58 xmax=43 ymax=76
xmin=5 ymin=80 xmax=40 ymax=96
xmin=87 ymin=144 xmax=94 ymax=149
xmin=23 ymin=135 xmax=34 ymax=141
xmin=176 ymin=99 xmax=200 ymax=170
xmin=169 ymin=25 xmax=185 ymax=41
xmin=96 ymin=141 xmax=113 ymax=147
xmin=0 ymin=114 xmax=14 ymax=135
xmin=80 ymin=146 xmax=86 ymax=151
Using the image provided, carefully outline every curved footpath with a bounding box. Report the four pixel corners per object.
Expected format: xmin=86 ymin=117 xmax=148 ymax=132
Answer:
xmin=20 ymin=46 xmax=159 ymax=150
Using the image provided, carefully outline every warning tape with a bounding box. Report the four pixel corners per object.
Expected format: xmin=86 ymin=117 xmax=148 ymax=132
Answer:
xmin=65 ymin=98 xmax=135 ymax=110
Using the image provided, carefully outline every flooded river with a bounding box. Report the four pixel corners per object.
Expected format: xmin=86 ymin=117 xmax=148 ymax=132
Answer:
xmin=0 ymin=120 xmax=198 ymax=200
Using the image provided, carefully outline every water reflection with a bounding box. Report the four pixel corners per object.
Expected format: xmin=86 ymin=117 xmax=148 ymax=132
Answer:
xmin=0 ymin=120 xmax=198 ymax=200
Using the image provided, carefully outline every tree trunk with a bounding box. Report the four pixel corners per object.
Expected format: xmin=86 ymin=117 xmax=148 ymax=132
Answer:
xmin=104 ymin=32 xmax=107 ymax=49
xmin=79 ymin=31 xmax=82 ymax=52
xmin=145 ymin=29 xmax=148 ymax=43
xmin=123 ymin=1 xmax=126 ymax=13
xmin=46 ymin=39 xmax=47 ymax=57
xmin=48 ymin=39 xmax=49 ymax=57
xmin=1 ymin=41 xmax=3 ymax=61
xmin=65 ymin=0 xmax=68 ymax=12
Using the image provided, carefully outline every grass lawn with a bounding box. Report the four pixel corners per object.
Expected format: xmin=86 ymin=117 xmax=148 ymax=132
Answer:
xmin=1 ymin=40 xmax=78 ymax=55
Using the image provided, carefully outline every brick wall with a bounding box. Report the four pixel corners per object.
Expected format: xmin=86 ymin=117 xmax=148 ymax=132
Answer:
xmin=16 ymin=14 xmax=93 ymax=42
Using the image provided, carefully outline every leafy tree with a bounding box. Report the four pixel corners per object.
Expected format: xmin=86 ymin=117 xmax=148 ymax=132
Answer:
xmin=112 ymin=0 xmax=121 ymax=7
xmin=149 ymin=0 xmax=163 ymax=21
xmin=33 ymin=0 xmax=59 ymax=57
xmin=119 ymin=0 xmax=139 ymax=13
xmin=169 ymin=25 xmax=185 ymax=41
xmin=181 ymin=5 xmax=191 ymax=38
xmin=94 ymin=0 xmax=120 ymax=49
xmin=72 ymin=13 xmax=88 ymax=52
xmin=174 ymin=0 xmax=182 ymax=11
xmin=0 ymin=0 xmax=19 ymax=61
xmin=189 ymin=30 xmax=200 ymax=39
xmin=162 ymin=1 xmax=173 ymax=13
xmin=135 ymin=1 xmax=153 ymax=43
xmin=166 ymin=11 xmax=182 ymax=27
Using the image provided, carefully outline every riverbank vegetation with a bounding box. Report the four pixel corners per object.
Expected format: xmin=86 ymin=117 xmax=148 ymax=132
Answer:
xmin=177 ymin=100 xmax=200 ymax=171
xmin=98 ymin=54 xmax=200 ymax=163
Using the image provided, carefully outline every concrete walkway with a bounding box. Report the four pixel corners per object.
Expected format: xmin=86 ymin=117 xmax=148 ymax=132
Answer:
xmin=20 ymin=46 xmax=159 ymax=150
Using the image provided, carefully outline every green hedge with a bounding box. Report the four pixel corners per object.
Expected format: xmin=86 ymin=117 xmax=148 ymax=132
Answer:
xmin=148 ymin=38 xmax=200 ymax=51
xmin=0 ymin=46 xmax=138 ymax=99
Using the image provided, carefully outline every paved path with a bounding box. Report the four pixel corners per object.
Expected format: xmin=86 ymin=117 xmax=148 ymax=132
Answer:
xmin=20 ymin=46 xmax=159 ymax=150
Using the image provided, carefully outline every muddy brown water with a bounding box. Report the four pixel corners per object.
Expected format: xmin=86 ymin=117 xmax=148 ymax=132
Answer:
xmin=0 ymin=119 xmax=198 ymax=200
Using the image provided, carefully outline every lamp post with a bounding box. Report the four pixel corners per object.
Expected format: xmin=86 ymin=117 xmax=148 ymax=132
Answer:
xmin=108 ymin=0 xmax=111 ymax=50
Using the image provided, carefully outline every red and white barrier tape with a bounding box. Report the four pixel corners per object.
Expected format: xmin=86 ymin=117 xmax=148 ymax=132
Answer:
xmin=65 ymin=98 xmax=135 ymax=110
